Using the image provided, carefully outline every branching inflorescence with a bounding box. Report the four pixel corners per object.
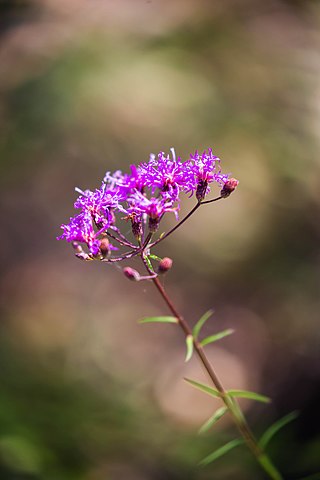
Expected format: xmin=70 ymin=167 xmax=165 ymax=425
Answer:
xmin=58 ymin=148 xmax=290 ymax=480
xmin=58 ymin=148 xmax=238 ymax=269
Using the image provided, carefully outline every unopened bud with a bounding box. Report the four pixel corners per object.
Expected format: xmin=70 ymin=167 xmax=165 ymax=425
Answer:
xmin=123 ymin=267 xmax=140 ymax=281
xmin=99 ymin=238 xmax=110 ymax=256
xmin=132 ymin=220 xmax=143 ymax=239
xmin=158 ymin=257 xmax=173 ymax=274
xmin=148 ymin=217 xmax=160 ymax=233
xmin=196 ymin=180 xmax=208 ymax=201
xmin=220 ymin=178 xmax=239 ymax=198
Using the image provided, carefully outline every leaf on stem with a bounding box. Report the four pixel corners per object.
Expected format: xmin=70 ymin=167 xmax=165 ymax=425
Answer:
xmin=192 ymin=309 xmax=214 ymax=340
xmin=198 ymin=406 xmax=228 ymax=434
xmin=185 ymin=335 xmax=194 ymax=362
xmin=139 ymin=316 xmax=178 ymax=324
xmin=199 ymin=438 xmax=243 ymax=466
xmin=184 ymin=378 xmax=220 ymax=398
xmin=149 ymin=254 xmax=162 ymax=261
xmin=227 ymin=389 xmax=271 ymax=404
xmin=200 ymin=329 xmax=234 ymax=347
xmin=259 ymin=411 xmax=299 ymax=450
xmin=144 ymin=256 xmax=154 ymax=271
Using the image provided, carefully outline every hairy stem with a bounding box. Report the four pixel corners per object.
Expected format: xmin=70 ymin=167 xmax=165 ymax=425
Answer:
xmin=148 ymin=273 xmax=282 ymax=480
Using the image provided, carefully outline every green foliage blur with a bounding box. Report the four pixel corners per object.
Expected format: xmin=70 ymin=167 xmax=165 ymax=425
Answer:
xmin=1 ymin=1 xmax=320 ymax=478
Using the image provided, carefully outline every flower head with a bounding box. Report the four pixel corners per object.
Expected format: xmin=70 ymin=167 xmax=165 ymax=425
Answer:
xmin=57 ymin=211 xmax=101 ymax=255
xmin=57 ymin=146 xmax=237 ymax=258
xmin=186 ymin=148 xmax=230 ymax=201
xmin=137 ymin=149 xmax=194 ymax=201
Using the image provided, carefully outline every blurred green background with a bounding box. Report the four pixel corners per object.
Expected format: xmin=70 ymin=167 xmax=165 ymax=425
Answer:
xmin=1 ymin=0 xmax=320 ymax=478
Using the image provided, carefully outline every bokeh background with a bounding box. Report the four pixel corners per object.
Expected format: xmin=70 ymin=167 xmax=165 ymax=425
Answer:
xmin=1 ymin=0 xmax=320 ymax=479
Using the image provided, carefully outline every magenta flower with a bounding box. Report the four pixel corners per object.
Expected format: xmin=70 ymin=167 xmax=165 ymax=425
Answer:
xmin=58 ymin=147 xmax=237 ymax=255
xmin=138 ymin=149 xmax=194 ymax=201
xmin=126 ymin=191 xmax=179 ymax=232
xmin=186 ymin=148 xmax=230 ymax=200
xmin=57 ymin=211 xmax=102 ymax=255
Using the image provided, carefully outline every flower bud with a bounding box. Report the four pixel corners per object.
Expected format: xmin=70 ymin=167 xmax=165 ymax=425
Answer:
xmin=132 ymin=219 xmax=143 ymax=239
xmin=158 ymin=257 xmax=173 ymax=274
xmin=99 ymin=237 xmax=110 ymax=256
xmin=148 ymin=217 xmax=160 ymax=233
xmin=196 ymin=180 xmax=208 ymax=201
xmin=123 ymin=267 xmax=140 ymax=281
xmin=220 ymin=178 xmax=239 ymax=198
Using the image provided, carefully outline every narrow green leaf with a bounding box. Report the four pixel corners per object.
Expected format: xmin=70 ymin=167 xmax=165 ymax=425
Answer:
xmin=149 ymin=254 xmax=162 ymax=261
xmin=192 ymin=309 xmax=214 ymax=340
xmin=185 ymin=335 xmax=194 ymax=362
xmin=198 ymin=406 xmax=228 ymax=434
xmin=144 ymin=256 xmax=154 ymax=271
xmin=297 ymin=474 xmax=320 ymax=480
xmin=184 ymin=378 xmax=220 ymax=398
xmin=227 ymin=389 xmax=271 ymax=404
xmin=199 ymin=438 xmax=243 ymax=466
xmin=139 ymin=316 xmax=178 ymax=324
xmin=200 ymin=329 xmax=234 ymax=346
xmin=259 ymin=411 xmax=299 ymax=450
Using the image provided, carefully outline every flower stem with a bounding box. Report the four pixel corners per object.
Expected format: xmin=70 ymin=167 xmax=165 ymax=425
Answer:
xmin=149 ymin=196 xmax=223 ymax=249
xmin=149 ymin=202 xmax=201 ymax=248
xmin=149 ymin=274 xmax=283 ymax=480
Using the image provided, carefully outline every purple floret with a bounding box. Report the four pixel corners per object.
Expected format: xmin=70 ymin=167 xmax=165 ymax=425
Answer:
xmin=137 ymin=149 xmax=195 ymax=201
xmin=186 ymin=148 xmax=230 ymax=200
xmin=57 ymin=211 xmax=101 ymax=255
xmin=58 ymin=146 xmax=236 ymax=256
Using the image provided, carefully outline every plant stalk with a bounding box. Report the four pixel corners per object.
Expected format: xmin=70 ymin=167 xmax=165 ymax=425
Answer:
xmin=149 ymin=274 xmax=283 ymax=480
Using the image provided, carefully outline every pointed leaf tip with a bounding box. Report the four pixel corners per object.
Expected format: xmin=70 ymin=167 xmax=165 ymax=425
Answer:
xmin=184 ymin=378 xmax=220 ymax=398
xmin=200 ymin=329 xmax=234 ymax=346
xmin=193 ymin=309 xmax=214 ymax=340
xmin=227 ymin=389 xmax=271 ymax=404
xmin=139 ymin=316 xmax=178 ymax=324
xmin=198 ymin=406 xmax=228 ymax=434
xmin=185 ymin=335 xmax=194 ymax=362
xmin=199 ymin=438 xmax=243 ymax=466
xmin=259 ymin=411 xmax=299 ymax=450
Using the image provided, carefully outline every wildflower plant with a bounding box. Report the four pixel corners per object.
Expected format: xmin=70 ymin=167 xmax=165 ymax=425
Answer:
xmin=58 ymin=148 xmax=295 ymax=479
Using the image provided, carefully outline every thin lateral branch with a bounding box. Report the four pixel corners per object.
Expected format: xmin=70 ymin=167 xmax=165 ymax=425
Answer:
xmin=101 ymin=249 xmax=141 ymax=263
xmin=148 ymin=196 xmax=222 ymax=250
xmin=109 ymin=226 xmax=137 ymax=248
xmin=149 ymin=202 xmax=201 ymax=249
xmin=106 ymin=230 xmax=137 ymax=248
xmin=142 ymin=232 xmax=153 ymax=250
xmin=199 ymin=195 xmax=222 ymax=205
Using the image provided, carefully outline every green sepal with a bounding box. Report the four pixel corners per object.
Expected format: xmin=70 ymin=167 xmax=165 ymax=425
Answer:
xmin=199 ymin=438 xmax=243 ymax=466
xmin=259 ymin=410 xmax=299 ymax=450
xmin=198 ymin=406 xmax=228 ymax=434
xmin=184 ymin=378 xmax=220 ymax=398
xmin=227 ymin=389 xmax=271 ymax=404
xmin=200 ymin=329 xmax=234 ymax=346
xmin=185 ymin=335 xmax=194 ymax=362
xmin=139 ymin=316 xmax=178 ymax=324
xmin=192 ymin=309 xmax=214 ymax=340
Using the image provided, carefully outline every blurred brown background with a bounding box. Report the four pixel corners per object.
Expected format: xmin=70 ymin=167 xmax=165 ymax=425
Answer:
xmin=0 ymin=0 xmax=320 ymax=479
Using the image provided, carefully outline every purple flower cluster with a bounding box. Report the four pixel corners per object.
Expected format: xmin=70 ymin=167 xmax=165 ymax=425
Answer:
xmin=58 ymin=148 xmax=237 ymax=258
